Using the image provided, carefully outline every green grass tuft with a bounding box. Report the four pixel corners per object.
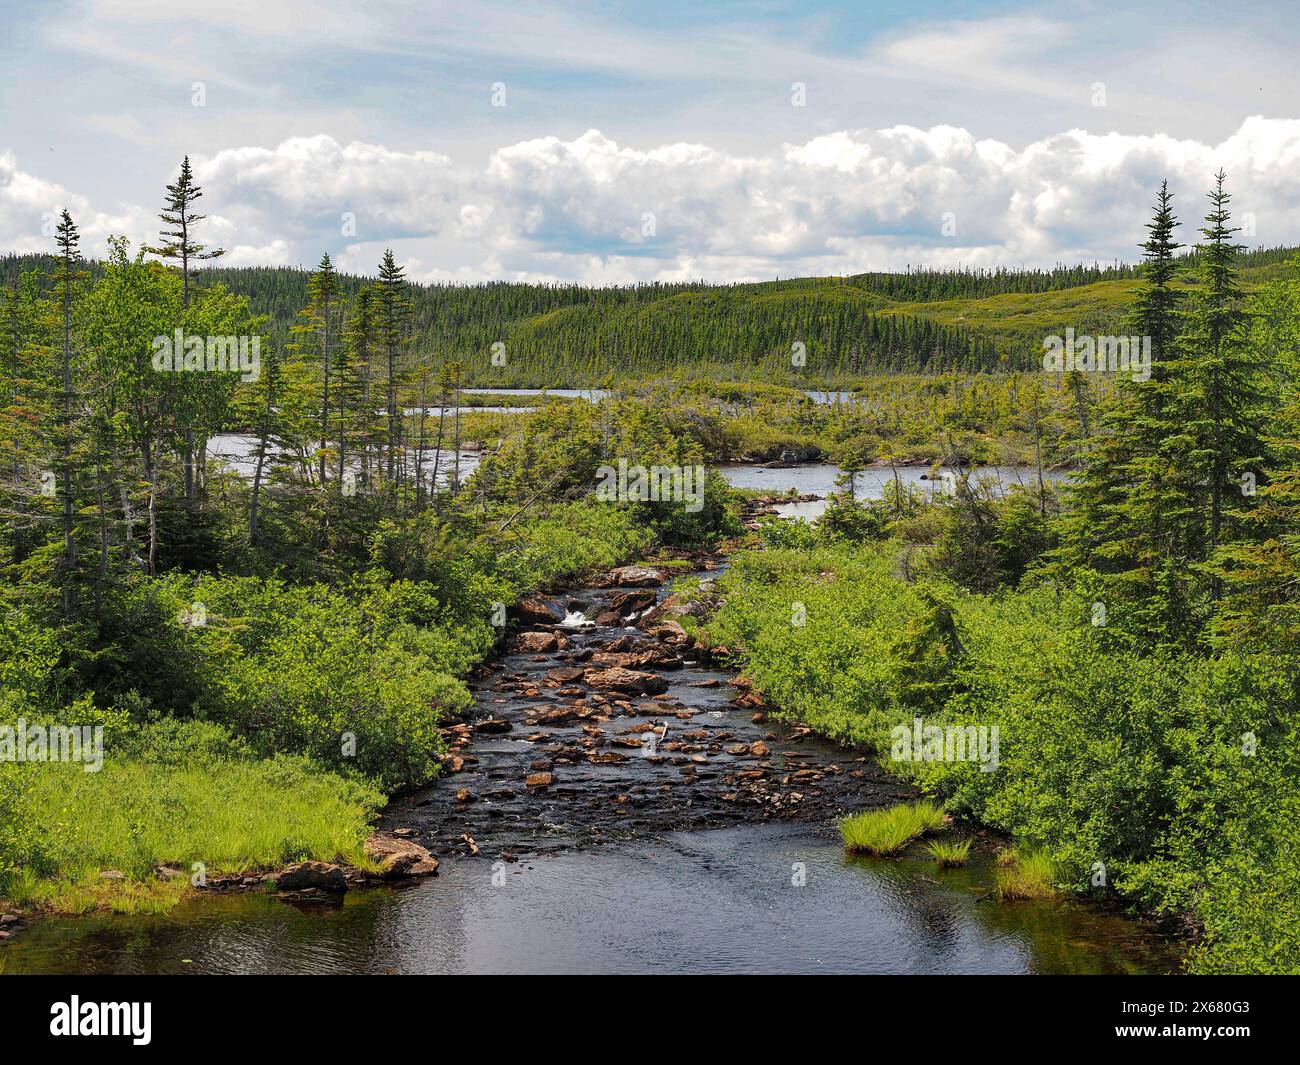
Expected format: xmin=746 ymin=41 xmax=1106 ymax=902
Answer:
xmin=839 ymin=799 xmax=947 ymax=855
xmin=995 ymin=848 xmax=1060 ymax=900
xmin=925 ymin=837 xmax=972 ymax=867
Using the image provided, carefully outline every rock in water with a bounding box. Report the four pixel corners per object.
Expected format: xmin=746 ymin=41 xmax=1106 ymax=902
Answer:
xmin=364 ymin=834 xmax=440 ymax=879
xmin=514 ymin=596 xmax=566 ymax=625
xmin=596 ymin=565 xmax=665 ymax=588
xmin=514 ymin=630 xmax=568 ymax=653
xmin=584 ymin=667 xmax=670 ymax=695
xmin=276 ymin=861 xmax=348 ymax=892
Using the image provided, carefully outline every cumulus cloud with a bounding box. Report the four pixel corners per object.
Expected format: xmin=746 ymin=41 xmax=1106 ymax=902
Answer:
xmin=5 ymin=119 xmax=1300 ymax=282
xmin=0 ymin=151 xmax=152 ymax=256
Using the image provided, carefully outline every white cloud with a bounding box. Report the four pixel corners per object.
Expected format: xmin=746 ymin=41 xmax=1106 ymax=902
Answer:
xmin=0 ymin=150 xmax=152 ymax=256
xmin=6 ymin=118 xmax=1300 ymax=282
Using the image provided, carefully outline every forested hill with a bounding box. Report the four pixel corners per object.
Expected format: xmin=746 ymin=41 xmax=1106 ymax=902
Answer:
xmin=3 ymin=246 xmax=1295 ymax=385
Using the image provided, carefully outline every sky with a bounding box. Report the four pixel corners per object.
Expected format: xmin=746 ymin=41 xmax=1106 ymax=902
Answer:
xmin=2 ymin=0 xmax=1299 ymax=284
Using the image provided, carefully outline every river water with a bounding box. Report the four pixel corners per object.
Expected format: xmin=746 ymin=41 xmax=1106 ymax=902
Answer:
xmin=723 ymin=464 xmax=1072 ymax=520
xmin=0 ymin=825 xmax=1176 ymax=975
xmin=206 ymin=432 xmax=1065 ymax=521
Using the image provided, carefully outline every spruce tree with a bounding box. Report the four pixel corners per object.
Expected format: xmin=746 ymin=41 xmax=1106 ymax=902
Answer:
xmin=52 ymin=210 xmax=85 ymax=615
xmin=290 ymin=254 xmax=339 ymax=487
xmin=341 ymin=285 xmax=378 ymax=489
xmin=1050 ymin=180 xmax=1183 ymax=631
xmin=1166 ymin=170 xmax=1263 ymax=611
xmin=145 ymin=156 xmax=224 ymax=306
xmin=145 ymin=156 xmax=224 ymax=499
xmin=1216 ymin=254 xmax=1300 ymax=647
xmin=375 ymin=250 xmax=409 ymax=492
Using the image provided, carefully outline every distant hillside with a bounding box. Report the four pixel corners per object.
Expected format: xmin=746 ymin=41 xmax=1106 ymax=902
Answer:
xmin=4 ymin=245 xmax=1295 ymax=385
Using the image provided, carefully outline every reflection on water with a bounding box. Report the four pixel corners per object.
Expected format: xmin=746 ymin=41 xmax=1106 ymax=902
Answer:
xmin=206 ymin=433 xmax=482 ymax=487
xmin=461 ymin=387 xmax=608 ymax=402
xmin=1 ymin=824 xmax=1180 ymax=975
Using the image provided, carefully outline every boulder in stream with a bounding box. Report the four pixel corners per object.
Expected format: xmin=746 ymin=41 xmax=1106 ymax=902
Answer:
xmin=514 ymin=630 xmax=568 ymax=653
xmin=584 ymin=666 xmax=670 ymax=695
xmin=364 ymin=834 xmax=440 ymax=879
xmin=593 ymin=565 xmax=666 ymax=588
xmin=276 ymin=861 xmax=348 ymax=892
xmin=514 ymin=596 xmax=566 ymax=625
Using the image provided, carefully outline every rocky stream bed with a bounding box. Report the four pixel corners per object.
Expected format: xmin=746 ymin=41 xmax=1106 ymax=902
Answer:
xmin=382 ymin=557 xmax=912 ymax=864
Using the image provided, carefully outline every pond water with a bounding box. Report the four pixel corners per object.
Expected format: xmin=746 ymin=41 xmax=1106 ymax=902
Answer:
xmin=461 ymin=387 xmax=609 ymax=402
xmin=206 ymin=433 xmax=483 ymax=487
xmin=720 ymin=463 xmax=1073 ymax=520
xmin=459 ymin=388 xmax=859 ymax=405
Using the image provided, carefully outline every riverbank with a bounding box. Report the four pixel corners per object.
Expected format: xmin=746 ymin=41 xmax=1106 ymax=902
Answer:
xmin=691 ymin=538 xmax=1297 ymax=971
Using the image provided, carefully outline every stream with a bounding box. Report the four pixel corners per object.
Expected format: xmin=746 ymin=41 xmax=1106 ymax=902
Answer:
xmin=1 ymin=553 xmax=1181 ymax=975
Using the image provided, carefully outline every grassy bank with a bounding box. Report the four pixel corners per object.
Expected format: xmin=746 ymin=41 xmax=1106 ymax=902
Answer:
xmin=2 ymin=720 xmax=384 ymax=913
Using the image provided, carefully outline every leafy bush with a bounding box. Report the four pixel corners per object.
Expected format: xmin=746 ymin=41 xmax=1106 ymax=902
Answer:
xmin=87 ymin=573 xmax=471 ymax=791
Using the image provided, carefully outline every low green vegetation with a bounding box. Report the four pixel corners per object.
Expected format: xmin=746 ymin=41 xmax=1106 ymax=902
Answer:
xmin=2 ymin=719 xmax=384 ymax=913
xmin=996 ymin=850 xmax=1060 ymax=901
xmin=926 ymin=838 xmax=972 ymax=868
xmin=839 ymin=800 xmax=946 ymax=855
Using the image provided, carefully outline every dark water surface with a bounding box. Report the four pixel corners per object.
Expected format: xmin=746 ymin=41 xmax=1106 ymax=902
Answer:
xmin=0 ymin=824 xmax=1179 ymax=974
